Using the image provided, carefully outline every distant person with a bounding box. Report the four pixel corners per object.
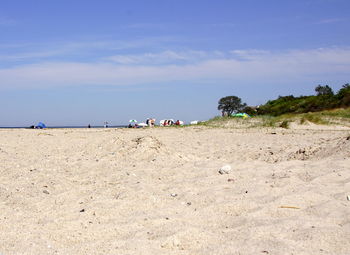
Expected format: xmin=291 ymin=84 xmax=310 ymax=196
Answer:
xmin=88 ymin=124 xmax=91 ymax=128
xmin=128 ymin=124 xmax=132 ymax=128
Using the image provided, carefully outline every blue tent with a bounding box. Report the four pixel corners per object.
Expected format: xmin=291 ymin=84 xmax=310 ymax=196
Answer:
xmin=36 ymin=122 xmax=47 ymax=129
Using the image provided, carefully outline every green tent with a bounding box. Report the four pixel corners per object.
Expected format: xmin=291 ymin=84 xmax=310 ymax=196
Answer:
xmin=232 ymin=113 xmax=250 ymax=118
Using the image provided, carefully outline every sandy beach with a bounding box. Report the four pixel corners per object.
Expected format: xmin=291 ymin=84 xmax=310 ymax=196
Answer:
xmin=0 ymin=125 xmax=349 ymax=255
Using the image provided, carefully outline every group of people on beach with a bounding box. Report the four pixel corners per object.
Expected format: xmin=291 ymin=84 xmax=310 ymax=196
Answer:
xmin=126 ymin=118 xmax=183 ymax=128
xmin=86 ymin=118 xmax=183 ymax=129
xmin=161 ymin=119 xmax=183 ymax=126
xmin=162 ymin=119 xmax=174 ymax=126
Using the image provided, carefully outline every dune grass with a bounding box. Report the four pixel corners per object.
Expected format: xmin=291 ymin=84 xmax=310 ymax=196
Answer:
xmin=200 ymin=108 xmax=350 ymax=129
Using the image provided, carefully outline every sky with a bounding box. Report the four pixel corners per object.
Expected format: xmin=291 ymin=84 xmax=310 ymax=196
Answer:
xmin=0 ymin=0 xmax=349 ymax=126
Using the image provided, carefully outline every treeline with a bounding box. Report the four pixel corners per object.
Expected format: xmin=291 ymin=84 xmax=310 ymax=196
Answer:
xmin=245 ymin=84 xmax=350 ymax=116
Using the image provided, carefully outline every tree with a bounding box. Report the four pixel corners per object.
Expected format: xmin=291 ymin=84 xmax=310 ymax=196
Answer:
xmin=218 ymin=96 xmax=247 ymax=116
xmin=336 ymin=83 xmax=350 ymax=106
xmin=315 ymin=85 xmax=334 ymax=96
xmin=337 ymin=83 xmax=350 ymax=98
xmin=242 ymin=106 xmax=257 ymax=116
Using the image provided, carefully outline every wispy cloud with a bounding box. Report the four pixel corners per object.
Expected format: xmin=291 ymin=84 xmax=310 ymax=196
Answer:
xmin=121 ymin=23 xmax=168 ymax=30
xmin=315 ymin=18 xmax=346 ymax=24
xmin=0 ymin=49 xmax=69 ymax=61
xmin=0 ymin=17 xmax=16 ymax=26
xmin=209 ymin=23 xmax=236 ymax=28
xmin=104 ymin=50 xmax=224 ymax=65
xmin=0 ymin=39 xmax=223 ymax=67
xmin=0 ymin=37 xmax=182 ymax=64
xmin=0 ymin=47 xmax=349 ymax=89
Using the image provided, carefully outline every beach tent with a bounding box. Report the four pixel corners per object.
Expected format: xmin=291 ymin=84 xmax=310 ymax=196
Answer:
xmin=36 ymin=122 xmax=46 ymax=129
xmin=138 ymin=123 xmax=148 ymax=127
xmin=232 ymin=113 xmax=250 ymax=119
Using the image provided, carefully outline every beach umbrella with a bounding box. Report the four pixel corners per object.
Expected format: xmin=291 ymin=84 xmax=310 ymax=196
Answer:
xmin=129 ymin=119 xmax=137 ymax=123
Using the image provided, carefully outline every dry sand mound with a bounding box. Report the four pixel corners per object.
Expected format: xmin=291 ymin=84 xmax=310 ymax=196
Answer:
xmin=313 ymin=134 xmax=350 ymax=159
xmin=115 ymin=135 xmax=170 ymax=162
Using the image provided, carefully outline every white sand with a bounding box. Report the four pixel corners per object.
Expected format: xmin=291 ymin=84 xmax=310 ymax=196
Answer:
xmin=0 ymin=126 xmax=349 ymax=254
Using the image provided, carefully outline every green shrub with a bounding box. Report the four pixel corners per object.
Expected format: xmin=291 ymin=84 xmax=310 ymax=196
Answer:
xmin=279 ymin=120 xmax=290 ymax=129
xmin=257 ymin=86 xmax=348 ymax=116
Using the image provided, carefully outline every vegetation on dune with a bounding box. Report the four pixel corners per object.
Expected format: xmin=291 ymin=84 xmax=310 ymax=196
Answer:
xmin=256 ymin=83 xmax=350 ymax=116
xmin=211 ymin=84 xmax=350 ymax=128
xmin=202 ymin=108 xmax=350 ymax=129
xmin=217 ymin=84 xmax=350 ymax=119
xmin=224 ymin=84 xmax=348 ymax=113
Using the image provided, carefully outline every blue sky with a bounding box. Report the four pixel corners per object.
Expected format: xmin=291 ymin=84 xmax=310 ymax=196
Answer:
xmin=0 ymin=0 xmax=349 ymax=126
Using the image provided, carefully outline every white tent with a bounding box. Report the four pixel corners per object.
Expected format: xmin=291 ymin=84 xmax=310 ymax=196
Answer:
xmin=138 ymin=123 xmax=148 ymax=127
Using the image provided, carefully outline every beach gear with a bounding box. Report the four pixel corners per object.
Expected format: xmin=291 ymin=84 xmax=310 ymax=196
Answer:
xmin=35 ymin=122 xmax=46 ymax=129
xmin=129 ymin=119 xmax=137 ymax=123
xmin=232 ymin=113 xmax=250 ymax=118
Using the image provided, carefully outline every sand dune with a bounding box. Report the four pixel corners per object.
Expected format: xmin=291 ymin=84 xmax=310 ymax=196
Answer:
xmin=0 ymin=126 xmax=349 ymax=254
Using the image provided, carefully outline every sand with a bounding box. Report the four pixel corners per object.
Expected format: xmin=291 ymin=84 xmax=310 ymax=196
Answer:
xmin=0 ymin=125 xmax=349 ymax=254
